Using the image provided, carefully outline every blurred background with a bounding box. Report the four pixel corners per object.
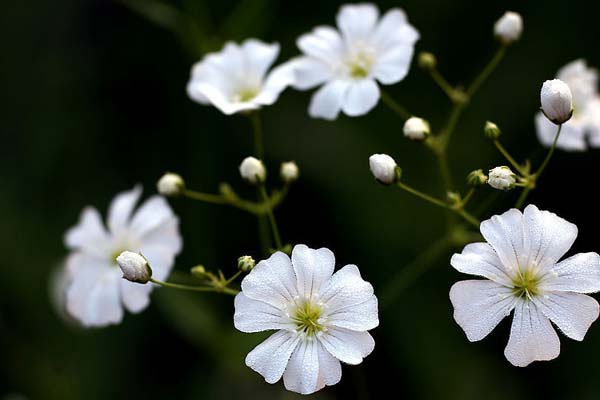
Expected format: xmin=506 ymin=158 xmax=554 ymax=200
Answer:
xmin=2 ymin=0 xmax=600 ymax=398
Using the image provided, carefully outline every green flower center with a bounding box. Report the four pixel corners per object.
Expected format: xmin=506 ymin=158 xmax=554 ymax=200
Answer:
xmin=511 ymin=268 xmax=541 ymax=300
xmin=292 ymin=300 xmax=324 ymax=336
xmin=347 ymin=51 xmax=373 ymax=79
xmin=233 ymin=88 xmax=259 ymax=102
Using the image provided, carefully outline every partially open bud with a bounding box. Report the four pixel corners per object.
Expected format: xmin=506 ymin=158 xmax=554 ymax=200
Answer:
xmin=280 ymin=161 xmax=299 ymax=183
xmin=403 ymin=117 xmax=431 ymax=141
xmin=157 ymin=172 xmax=185 ymax=196
xmin=418 ymin=52 xmax=437 ymax=69
xmin=484 ymin=121 xmax=501 ymax=140
xmin=494 ymin=11 xmax=523 ymax=45
xmin=467 ymin=169 xmax=488 ymax=187
xmin=369 ymin=154 xmax=399 ymax=185
xmin=116 ymin=251 xmax=152 ymax=284
xmin=488 ymin=166 xmax=516 ymax=191
xmin=239 ymin=156 xmax=266 ymax=184
xmin=540 ymin=79 xmax=573 ymax=124
xmin=238 ymin=255 xmax=256 ymax=272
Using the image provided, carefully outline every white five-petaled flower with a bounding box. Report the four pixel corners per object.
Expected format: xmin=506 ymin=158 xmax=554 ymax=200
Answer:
xmin=450 ymin=205 xmax=600 ymax=367
xmin=186 ymin=39 xmax=295 ymax=115
xmin=493 ymin=11 xmax=523 ymax=45
xmin=63 ymin=186 xmax=182 ymax=327
xmin=289 ymin=3 xmax=419 ymax=120
xmin=234 ymin=244 xmax=379 ymax=395
xmin=536 ymin=60 xmax=600 ymax=151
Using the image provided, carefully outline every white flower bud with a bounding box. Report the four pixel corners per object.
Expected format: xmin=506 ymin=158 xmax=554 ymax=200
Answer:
xmin=494 ymin=11 xmax=523 ymax=45
xmin=403 ymin=117 xmax=431 ymax=140
xmin=369 ymin=154 xmax=398 ymax=185
xmin=280 ymin=161 xmax=299 ymax=183
xmin=116 ymin=251 xmax=152 ymax=284
xmin=488 ymin=166 xmax=516 ymax=191
xmin=239 ymin=156 xmax=266 ymax=184
xmin=540 ymin=79 xmax=573 ymax=124
xmin=238 ymin=255 xmax=256 ymax=272
xmin=157 ymin=172 xmax=185 ymax=196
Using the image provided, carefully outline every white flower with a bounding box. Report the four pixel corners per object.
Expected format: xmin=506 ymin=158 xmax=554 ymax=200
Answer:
xmin=234 ymin=244 xmax=378 ymax=394
xmin=186 ymin=39 xmax=295 ymax=115
xmin=239 ymin=156 xmax=266 ymax=183
xmin=493 ymin=11 xmax=523 ymax=44
xmin=63 ymin=186 xmax=182 ymax=327
xmin=289 ymin=3 xmax=419 ymax=120
xmin=403 ymin=117 xmax=430 ymax=140
xmin=450 ymin=205 xmax=600 ymax=367
xmin=369 ymin=153 xmax=397 ymax=184
xmin=540 ymin=79 xmax=573 ymax=125
xmin=117 ymin=251 xmax=151 ymax=283
xmin=157 ymin=172 xmax=184 ymax=196
xmin=488 ymin=166 xmax=516 ymax=191
xmin=280 ymin=161 xmax=299 ymax=183
xmin=536 ymin=60 xmax=600 ymax=151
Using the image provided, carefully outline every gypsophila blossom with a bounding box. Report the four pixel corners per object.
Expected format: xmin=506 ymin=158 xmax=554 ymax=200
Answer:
xmin=403 ymin=117 xmax=430 ymax=140
xmin=488 ymin=166 xmax=516 ymax=191
xmin=234 ymin=244 xmax=378 ymax=394
xmin=450 ymin=205 xmax=600 ymax=367
xmin=369 ymin=153 xmax=398 ymax=184
xmin=157 ymin=172 xmax=185 ymax=196
xmin=540 ymin=79 xmax=573 ymax=125
xmin=536 ymin=60 xmax=600 ymax=151
xmin=280 ymin=161 xmax=299 ymax=183
xmin=239 ymin=156 xmax=266 ymax=183
xmin=288 ymin=3 xmax=419 ymax=120
xmin=186 ymin=39 xmax=295 ymax=115
xmin=63 ymin=186 xmax=182 ymax=327
xmin=117 ymin=251 xmax=151 ymax=284
xmin=493 ymin=11 xmax=523 ymax=45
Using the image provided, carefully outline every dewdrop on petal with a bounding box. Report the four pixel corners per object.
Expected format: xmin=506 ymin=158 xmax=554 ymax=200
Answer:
xmin=239 ymin=156 xmax=266 ymax=184
xmin=494 ymin=11 xmax=523 ymax=45
xmin=117 ymin=251 xmax=152 ymax=284
xmin=157 ymin=172 xmax=185 ymax=196
xmin=280 ymin=161 xmax=299 ymax=183
xmin=403 ymin=117 xmax=431 ymax=141
xmin=488 ymin=166 xmax=516 ymax=191
xmin=541 ymin=79 xmax=573 ymax=124
xmin=369 ymin=154 xmax=399 ymax=185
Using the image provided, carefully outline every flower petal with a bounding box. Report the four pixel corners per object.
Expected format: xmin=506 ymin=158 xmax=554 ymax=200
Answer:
xmin=370 ymin=8 xmax=419 ymax=52
xmin=451 ymin=242 xmax=512 ymax=285
xmin=283 ymin=339 xmax=321 ymax=395
xmin=336 ymin=3 xmax=379 ymax=43
xmin=504 ymin=299 xmax=560 ymax=367
xmin=138 ymin=245 xmax=177 ymax=281
xmin=292 ymin=244 xmax=335 ymax=299
xmin=138 ymin=216 xmax=182 ymax=259
xmin=316 ymin=341 xmax=342 ymax=388
xmin=120 ymin=279 xmax=153 ymax=313
xmin=319 ymin=328 xmax=375 ymax=365
xmin=372 ymin=45 xmax=415 ymax=85
xmin=129 ymin=196 xmax=175 ymax=237
xmin=107 ymin=185 xmax=142 ymax=235
xmin=241 ymin=251 xmax=298 ymax=308
xmin=308 ymin=80 xmax=351 ymax=120
xmin=297 ymin=26 xmax=344 ymax=64
xmin=253 ymin=61 xmax=296 ymax=106
xmin=240 ymin=39 xmax=280 ymax=79
xmin=535 ymin=292 xmax=599 ymax=341
xmin=186 ymin=81 xmax=260 ymax=115
xmin=540 ymin=252 xmax=600 ymax=293
xmin=289 ymin=57 xmax=333 ymax=90
xmin=535 ymin=112 xmax=587 ymax=151
xmin=449 ymin=280 xmax=517 ymax=342
xmin=234 ymin=293 xmax=294 ymax=333
xmin=64 ymin=207 xmax=111 ymax=256
xmin=479 ymin=208 xmax=524 ymax=271
xmin=245 ymin=330 xmax=300 ymax=384
xmin=341 ymin=79 xmax=380 ymax=116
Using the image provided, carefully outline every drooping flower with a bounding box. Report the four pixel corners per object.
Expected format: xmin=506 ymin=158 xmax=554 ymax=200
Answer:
xmin=450 ymin=205 xmax=600 ymax=367
xmin=234 ymin=244 xmax=379 ymax=394
xmin=536 ymin=60 xmax=600 ymax=151
xmin=493 ymin=11 xmax=523 ymax=45
xmin=289 ymin=3 xmax=419 ymax=120
xmin=63 ymin=186 xmax=182 ymax=327
xmin=186 ymin=39 xmax=295 ymax=115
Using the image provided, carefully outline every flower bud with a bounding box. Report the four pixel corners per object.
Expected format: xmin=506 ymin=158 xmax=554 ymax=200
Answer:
xmin=369 ymin=154 xmax=399 ymax=185
xmin=467 ymin=169 xmax=488 ymax=187
xmin=239 ymin=156 xmax=266 ymax=184
xmin=484 ymin=121 xmax=501 ymax=140
xmin=238 ymin=255 xmax=256 ymax=272
xmin=403 ymin=117 xmax=431 ymax=141
xmin=190 ymin=265 xmax=206 ymax=278
xmin=494 ymin=11 xmax=523 ymax=45
xmin=540 ymin=79 xmax=573 ymax=124
xmin=157 ymin=172 xmax=185 ymax=196
xmin=488 ymin=166 xmax=516 ymax=191
xmin=446 ymin=191 xmax=461 ymax=205
xmin=280 ymin=161 xmax=299 ymax=183
xmin=116 ymin=251 xmax=152 ymax=284
xmin=418 ymin=52 xmax=437 ymax=69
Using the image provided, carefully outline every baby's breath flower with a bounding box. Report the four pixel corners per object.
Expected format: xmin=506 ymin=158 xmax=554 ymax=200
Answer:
xmin=117 ymin=251 xmax=152 ymax=284
xmin=488 ymin=166 xmax=516 ymax=191
xmin=494 ymin=11 xmax=523 ymax=45
xmin=238 ymin=255 xmax=256 ymax=272
xmin=403 ymin=117 xmax=430 ymax=140
xmin=467 ymin=169 xmax=488 ymax=187
xmin=280 ymin=161 xmax=299 ymax=183
xmin=540 ymin=79 xmax=573 ymax=125
xmin=157 ymin=172 xmax=185 ymax=196
xmin=240 ymin=157 xmax=266 ymax=184
xmin=484 ymin=121 xmax=501 ymax=140
xmin=369 ymin=154 xmax=398 ymax=185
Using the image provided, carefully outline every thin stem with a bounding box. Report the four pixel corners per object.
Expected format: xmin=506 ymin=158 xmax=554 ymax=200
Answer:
xmin=535 ymin=124 xmax=562 ymax=178
xmin=222 ymin=270 xmax=243 ymax=286
xmin=515 ymin=186 xmax=532 ymax=209
xmin=459 ymin=188 xmax=476 ymax=208
xmin=466 ymin=46 xmax=506 ymax=97
xmin=494 ymin=140 xmax=526 ymax=175
xmin=456 ymin=209 xmax=480 ymax=228
xmin=250 ymin=111 xmax=264 ymax=159
xmin=380 ymin=90 xmax=411 ymax=120
xmin=150 ymin=278 xmax=239 ymax=296
xmin=439 ymin=102 xmax=465 ymax=149
xmin=429 ymin=68 xmax=462 ymax=103
xmin=259 ymin=184 xmax=283 ymax=250
xmin=182 ymin=189 xmax=227 ymax=205
xmin=397 ymin=182 xmax=448 ymax=208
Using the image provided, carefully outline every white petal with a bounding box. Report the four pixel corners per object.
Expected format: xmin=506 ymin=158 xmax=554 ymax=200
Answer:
xmin=449 ymin=280 xmax=517 ymax=342
xmin=371 ymin=9 xmax=419 ymax=52
xmin=137 ymin=216 xmax=182 ymax=259
xmin=316 ymin=341 xmax=342 ymax=388
xmin=120 ymin=279 xmax=152 ymax=313
xmin=319 ymin=328 xmax=375 ymax=365
xmin=241 ymin=251 xmax=298 ymax=308
xmin=327 ymin=296 xmax=378 ymax=331
xmin=341 ymin=79 xmax=380 ymax=116
xmin=371 ymin=45 xmax=415 ymax=85
xmin=283 ymin=339 xmax=321 ymax=395
xmin=308 ymin=80 xmax=351 ymax=120
xmin=535 ymin=292 xmax=599 ymax=341
xmin=186 ymin=81 xmax=260 ymax=115
xmin=480 ymin=208 xmax=525 ymax=271
xmin=138 ymin=245 xmax=177 ymax=281
xmin=535 ymin=112 xmax=587 ymax=151
xmin=129 ymin=196 xmax=175 ymax=237
xmin=64 ymin=207 xmax=111 ymax=256
xmin=289 ymin=57 xmax=333 ymax=90
xmin=234 ymin=293 xmax=294 ymax=333
xmin=292 ymin=244 xmax=335 ymax=299
xmin=450 ymin=242 xmax=512 ymax=285
xmin=336 ymin=3 xmax=379 ymax=43
xmin=504 ymin=299 xmax=560 ymax=367
xmin=245 ymin=330 xmax=300 ymax=384
xmin=107 ymin=185 xmax=142 ymax=235
xmin=253 ymin=62 xmax=295 ymax=106
xmin=297 ymin=26 xmax=344 ymax=64
xmin=540 ymin=252 xmax=600 ymax=293
xmin=240 ymin=39 xmax=280 ymax=79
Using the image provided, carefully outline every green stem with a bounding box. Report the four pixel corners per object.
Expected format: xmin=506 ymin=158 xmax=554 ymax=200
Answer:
xmin=456 ymin=209 xmax=480 ymax=228
xmin=397 ymin=182 xmax=448 ymax=208
xmin=259 ymin=184 xmax=283 ymax=250
xmin=150 ymin=278 xmax=239 ymax=296
xmin=250 ymin=111 xmax=264 ymax=159
xmin=429 ymin=68 xmax=462 ymax=103
xmin=459 ymin=188 xmax=476 ymax=208
xmin=515 ymin=186 xmax=532 ymax=209
xmin=535 ymin=124 xmax=562 ymax=178
xmin=493 ymin=140 xmax=526 ymax=175
xmin=439 ymin=103 xmax=465 ymax=149
xmin=380 ymin=90 xmax=411 ymax=120
xmin=222 ymin=270 xmax=243 ymax=286
xmin=466 ymin=45 xmax=506 ymax=97
xmin=182 ymin=189 xmax=228 ymax=205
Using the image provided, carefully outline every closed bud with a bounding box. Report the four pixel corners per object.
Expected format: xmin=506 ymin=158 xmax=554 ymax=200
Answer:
xmin=467 ymin=169 xmax=488 ymax=187
xmin=280 ymin=161 xmax=299 ymax=183
xmin=494 ymin=11 xmax=523 ymax=45
xmin=238 ymin=255 xmax=256 ymax=272
xmin=418 ymin=52 xmax=437 ymax=69
xmin=540 ymin=79 xmax=573 ymax=124
xmin=239 ymin=156 xmax=266 ymax=184
xmin=369 ymin=154 xmax=399 ymax=185
xmin=157 ymin=172 xmax=185 ymax=196
xmin=116 ymin=251 xmax=152 ymax=284
xmin=403 ymin=117 xmax=431 ymax=141
xmin=484 ymin=121 xmax=501 ymax=140
xmin=190 ymin=265 xmax=207 ymax=278
xmin=488 ymin=166 xmax=516 ymax=191
xmin=446 ymin=191 xmax=461 ymax=205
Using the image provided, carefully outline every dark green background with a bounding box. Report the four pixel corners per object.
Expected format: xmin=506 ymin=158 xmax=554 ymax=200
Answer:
xmin=2 ymin=0 xmax=600 ymax=398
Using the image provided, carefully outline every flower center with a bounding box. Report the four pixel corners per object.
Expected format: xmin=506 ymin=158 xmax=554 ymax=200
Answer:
xmin=291 ymin=299 xmax=325 ymax=337
xmin=233 ymin=87 xmax=259 ymax=102
xmin=346 ymin=49 xmax=374 ymax=79
xmin=511 ymin=268 xmax=541 ymax=300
